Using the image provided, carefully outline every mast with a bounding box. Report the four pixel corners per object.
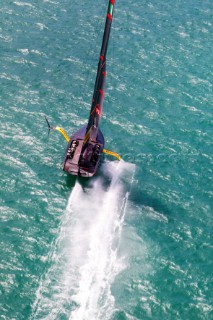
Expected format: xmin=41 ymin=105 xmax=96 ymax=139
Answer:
xmin=83 ymin=0 xmax=115 ymax=146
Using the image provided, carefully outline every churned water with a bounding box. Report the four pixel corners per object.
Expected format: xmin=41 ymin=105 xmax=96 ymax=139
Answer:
xmin=0 ymin=0 xmax=212 ymax=319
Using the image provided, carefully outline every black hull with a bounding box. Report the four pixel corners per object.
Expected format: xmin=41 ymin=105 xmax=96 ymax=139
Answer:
xmin=63 ymin=125 xmax=104 ymax=177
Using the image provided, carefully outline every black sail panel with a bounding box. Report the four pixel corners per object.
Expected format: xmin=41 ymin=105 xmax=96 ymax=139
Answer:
xmin=83 ymin=0 xmax=115 ymax=146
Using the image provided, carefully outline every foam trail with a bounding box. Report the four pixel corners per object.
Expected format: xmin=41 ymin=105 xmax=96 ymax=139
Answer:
xmin=31 ymin=161 xmax=135 ymax=320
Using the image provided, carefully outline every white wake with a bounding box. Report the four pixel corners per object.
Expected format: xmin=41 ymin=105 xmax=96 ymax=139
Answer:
xmin=32 ymin=161 xmax=135 ymax=320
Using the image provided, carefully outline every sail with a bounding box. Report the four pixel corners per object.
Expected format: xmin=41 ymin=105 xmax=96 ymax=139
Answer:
xmin=83 ymin=0 xmax=115 ymax=146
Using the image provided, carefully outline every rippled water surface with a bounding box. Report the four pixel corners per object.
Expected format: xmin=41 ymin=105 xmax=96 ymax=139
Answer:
xmin=0 ymin=0 xmax=212 ymax=319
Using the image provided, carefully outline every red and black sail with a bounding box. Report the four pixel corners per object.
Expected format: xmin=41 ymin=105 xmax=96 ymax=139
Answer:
xmin=83 ymin=0 xmax=115 ymax=145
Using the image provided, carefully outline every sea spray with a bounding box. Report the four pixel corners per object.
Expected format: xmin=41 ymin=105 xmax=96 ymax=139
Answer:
xmin=31 ymin=161 xmax=135 ymax=320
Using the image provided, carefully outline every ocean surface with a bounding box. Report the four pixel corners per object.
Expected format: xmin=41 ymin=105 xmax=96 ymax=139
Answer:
xmin=0 ymin=0 xmax=212 ymax=319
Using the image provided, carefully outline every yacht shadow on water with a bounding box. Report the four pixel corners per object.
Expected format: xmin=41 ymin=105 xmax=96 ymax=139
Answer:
xmin=65 ymin=174 xmax=93 ymax=192
xmin=130 ymin=187 xmax=173 ymax=220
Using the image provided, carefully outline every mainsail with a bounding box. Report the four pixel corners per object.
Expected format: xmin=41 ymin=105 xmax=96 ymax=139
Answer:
xmin=83 ymin=0 xmax=115 ymax=146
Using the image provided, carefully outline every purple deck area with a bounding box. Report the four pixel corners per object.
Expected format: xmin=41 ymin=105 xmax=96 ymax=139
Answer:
xmin=63 ymin=125 xmax=104 ymax=177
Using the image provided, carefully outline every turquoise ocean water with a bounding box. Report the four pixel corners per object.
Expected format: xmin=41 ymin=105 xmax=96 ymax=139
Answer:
xmin=0 ymin=0 xmax=212 ymax=319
